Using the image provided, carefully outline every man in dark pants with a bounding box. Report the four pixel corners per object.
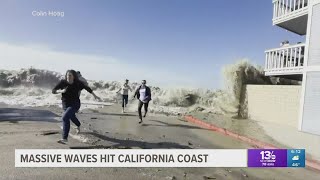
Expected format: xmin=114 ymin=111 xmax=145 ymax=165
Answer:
xmin=133 ymin=80 xmax=151 ymax=124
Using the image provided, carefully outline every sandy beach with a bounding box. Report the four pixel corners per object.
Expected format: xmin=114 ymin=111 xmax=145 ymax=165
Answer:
xmin=0 ymin=103 xmax=319 ymax=180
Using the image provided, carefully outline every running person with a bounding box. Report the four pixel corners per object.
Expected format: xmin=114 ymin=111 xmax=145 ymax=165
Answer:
xmin=133 ymin=80 xmax=151 ymax=124
xmin=116 ymin=79 xmax=132 ymax=113
xmin=52 ymin=70 xmax=100 ymax=144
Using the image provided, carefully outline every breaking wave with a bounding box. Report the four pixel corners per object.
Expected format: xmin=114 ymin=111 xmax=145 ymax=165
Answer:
xmin=0 ymin=67 xmax=62 ymax=88
xmin=0 ymin=61 xmax=301 ymax=116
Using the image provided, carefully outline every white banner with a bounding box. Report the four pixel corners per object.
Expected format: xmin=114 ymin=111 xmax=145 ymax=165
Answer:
xmin=15 ymin=149 xmax=247 ymax=167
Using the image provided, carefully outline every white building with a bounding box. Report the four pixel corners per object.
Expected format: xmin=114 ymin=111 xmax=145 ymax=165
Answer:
xmin=265 ymin=0 xmax=320 ymax=135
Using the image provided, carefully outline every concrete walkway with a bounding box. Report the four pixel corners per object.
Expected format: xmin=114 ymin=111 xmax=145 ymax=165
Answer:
xmin=189 ymin=112 xmax=320 ymax=167
xmin=257 ymin=120 xmax=320 ymax=161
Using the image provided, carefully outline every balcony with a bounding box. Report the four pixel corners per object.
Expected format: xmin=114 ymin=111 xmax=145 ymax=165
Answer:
xmin=265 ymin=43 xmax=305 ymax=76
xmin=273 ymin=0 xmax=309 ymax=35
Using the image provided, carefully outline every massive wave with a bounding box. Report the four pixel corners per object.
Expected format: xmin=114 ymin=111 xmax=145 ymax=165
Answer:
xmin=0 ymin=60 xmax=301 ymax=116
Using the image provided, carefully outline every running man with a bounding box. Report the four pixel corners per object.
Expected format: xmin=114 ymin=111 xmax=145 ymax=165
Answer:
xmin=52 ymin=70 xmax=100 ymax=144
xmin=116 ymin=79 xmax=132 ymax=113
xmin=133 ymin=80 xmax=151 ymax=124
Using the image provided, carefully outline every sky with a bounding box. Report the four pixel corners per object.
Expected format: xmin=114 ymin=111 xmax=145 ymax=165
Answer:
xmin=0 ymin=0 xmax=305 ymax=89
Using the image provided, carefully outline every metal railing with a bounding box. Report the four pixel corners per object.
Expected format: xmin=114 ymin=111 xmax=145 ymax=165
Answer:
xmin=273 ymin=0 xmax=309 ymax=20
xmin=265 ymin=43 xmax=305 ymax=73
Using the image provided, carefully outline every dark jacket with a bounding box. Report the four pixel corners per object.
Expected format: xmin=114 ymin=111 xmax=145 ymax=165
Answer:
xmin=52 ymin=80 xmax=93 ymax=106
xmin=134 ymin=85 xmax=152 ymax=101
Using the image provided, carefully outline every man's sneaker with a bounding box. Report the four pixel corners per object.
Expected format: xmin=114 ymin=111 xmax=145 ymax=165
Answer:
xmin=61 ymin=125 xmax=77 ymax=130
xmin=75 ymin=126 xmax=80 ymax=134
xmin=57 ymin=139 xmax=68 ymax=144
xmin=139 ymin=119 xmax=143 ymax=124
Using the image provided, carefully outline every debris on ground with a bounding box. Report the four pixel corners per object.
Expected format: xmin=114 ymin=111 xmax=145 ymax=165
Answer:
xmin=188 ymin=141 xmax=193 ymax=146
xmin=242 ymin=174 xmax=249 ymax=178
xmin=203 ymin=176 xmax=217 ymax=179
xmin=92 ymin=130 xmax=98 ymax=133
xmin=177 ymin=118 xmax=187 ymax=122
xmin=40 ymin=131 xmax=59 ymax=136
xmin=240 ymin=169 xmax=249 ymax=178
xmin=183 ymin=172 xmax=187 ymax=178
xmin=193 ymin=106 xmax=205 ymax=112
xmin=252 ymin=145 xmax=259 ymax=148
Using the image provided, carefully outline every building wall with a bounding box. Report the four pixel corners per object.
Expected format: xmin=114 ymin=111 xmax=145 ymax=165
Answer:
xmin=300 ymin=2 xmax=320 ymax=135
xmin=246 ymin=85 xmax=301 ymax=128
xmin=307 ymin=3 xmax=320 ymax=66
xmin=301 ymin=72 xmax=320 ymax=135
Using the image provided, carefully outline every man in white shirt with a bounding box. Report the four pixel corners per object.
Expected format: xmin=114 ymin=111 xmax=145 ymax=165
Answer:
xmin=116 ymin=79 xmax=132 ymax=113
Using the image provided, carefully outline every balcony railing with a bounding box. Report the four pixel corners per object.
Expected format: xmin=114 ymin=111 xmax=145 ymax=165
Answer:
xmin=273 ymin=0 xmax=309 ymax=21
xmin=265 ymin=43 xmax=305 ymax=75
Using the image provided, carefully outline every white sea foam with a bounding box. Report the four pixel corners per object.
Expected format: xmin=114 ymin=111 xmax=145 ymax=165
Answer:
xmin=0 ymin=62 xmax=301 ymax=116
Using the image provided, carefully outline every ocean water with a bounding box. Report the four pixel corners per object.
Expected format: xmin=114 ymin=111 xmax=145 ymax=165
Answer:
xmin=0 ymin=61 xmax=301 ymax=115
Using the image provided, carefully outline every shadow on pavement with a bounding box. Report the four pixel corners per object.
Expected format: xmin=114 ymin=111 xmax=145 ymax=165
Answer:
xmin=82 ymin=112 xmax=137 ymax=117
xmin=69 ymin=145 xmax=114 ymax=149
xmin=0 ymin=108 xmax=59 ymax=123
xmin=141 ymin=120 xmax=204 ymax=130
xmin=80 ymin=132 xmax=192 ymax=149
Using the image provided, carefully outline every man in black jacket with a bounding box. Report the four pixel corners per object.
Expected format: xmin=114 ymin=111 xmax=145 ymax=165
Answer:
xmin=133 ymin=80 xmax=151 ymax=123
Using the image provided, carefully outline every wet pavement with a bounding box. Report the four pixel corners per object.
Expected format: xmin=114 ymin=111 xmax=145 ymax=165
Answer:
xmin=0 ymin=108 xmax=58 ymax=122
xmin=0 ymin=104 xmax=319 ymax=180
xmin=191 ymin=112 xmax=320 ymax=161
